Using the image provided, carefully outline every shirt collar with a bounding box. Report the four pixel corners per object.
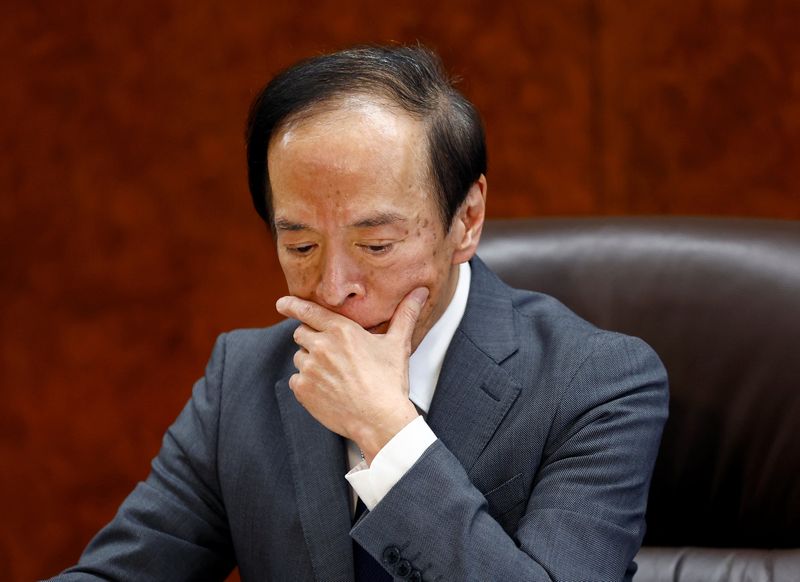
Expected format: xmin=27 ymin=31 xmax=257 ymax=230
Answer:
xmin=408 ymin=261 xmax=471 ymax=414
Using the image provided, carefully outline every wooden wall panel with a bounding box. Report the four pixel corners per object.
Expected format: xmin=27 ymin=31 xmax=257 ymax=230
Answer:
xmin=1 ymin=1 xmax=798 ymax=579
xmin=599 ymin=0 xmax=800 ymax=216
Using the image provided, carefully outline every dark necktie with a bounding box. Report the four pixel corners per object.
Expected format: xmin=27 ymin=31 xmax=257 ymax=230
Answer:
xmin=352 ymin=498 xmax=393 ymax=581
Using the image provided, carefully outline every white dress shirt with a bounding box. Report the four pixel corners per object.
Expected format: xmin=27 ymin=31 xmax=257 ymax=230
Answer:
xmin=345 ymin=261 xmax=472 ymax=512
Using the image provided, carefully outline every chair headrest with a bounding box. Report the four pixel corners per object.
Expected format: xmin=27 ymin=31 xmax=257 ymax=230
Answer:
xmin=478 ymin=217 xmax=800 ymax=547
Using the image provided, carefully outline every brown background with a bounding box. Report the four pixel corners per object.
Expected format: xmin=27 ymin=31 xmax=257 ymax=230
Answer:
xmin=1 ymin=1 xmax=799 ymax=579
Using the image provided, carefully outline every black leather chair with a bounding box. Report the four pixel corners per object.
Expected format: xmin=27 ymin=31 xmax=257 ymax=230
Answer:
xmin=477 ymin=217 xmax=800 ymax=582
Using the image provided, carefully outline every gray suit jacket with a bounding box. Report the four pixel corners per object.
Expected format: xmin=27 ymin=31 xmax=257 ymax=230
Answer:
xmin=55 ymin=257 xmax=668 ymax=581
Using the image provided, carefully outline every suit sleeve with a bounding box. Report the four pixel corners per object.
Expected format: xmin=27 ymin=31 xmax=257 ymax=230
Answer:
xmin=350 ymin=334 xmax=669 ymax=582
xmin=51 ymin=334 xmax=235 ymax=582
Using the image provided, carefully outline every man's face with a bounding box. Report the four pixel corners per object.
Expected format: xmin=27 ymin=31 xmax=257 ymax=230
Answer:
xmin=267 ymin=99 xmax=464 ymax=350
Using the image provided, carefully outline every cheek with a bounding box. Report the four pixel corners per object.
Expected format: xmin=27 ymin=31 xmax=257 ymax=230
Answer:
xmin=383 ymin=256 xmax=447 ymax=301
xmin=279 ymin=258 xmax=316 ymax=296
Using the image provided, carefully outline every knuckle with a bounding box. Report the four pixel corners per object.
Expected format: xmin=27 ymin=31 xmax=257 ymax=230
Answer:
xmin=299 ymin=302 xmax=314 ymax=320
xmin=289 ymin=373 xmax=309 ymax=398
xmin=337 ymin=329 xmax=353 ymax=348
xmin=305 ymin=335 xmax=320 ymax=351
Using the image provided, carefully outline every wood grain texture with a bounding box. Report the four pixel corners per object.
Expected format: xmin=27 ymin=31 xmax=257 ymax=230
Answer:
xmin=600 ymin=0 xmax=800 ymax=216
xmin=1 ymin=1 xmax=798 ymax=579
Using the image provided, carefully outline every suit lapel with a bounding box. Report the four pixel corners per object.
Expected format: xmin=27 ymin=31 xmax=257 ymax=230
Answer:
xmin=276 ymin=377 xmax=355 ymax=582
xmin=427 ymin=257 xmax=521 ymax=472
xmin=270 ymin=257 xmax=517 ymax=579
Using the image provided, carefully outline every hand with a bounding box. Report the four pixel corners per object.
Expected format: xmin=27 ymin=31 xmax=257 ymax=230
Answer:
xmin=275 ymin=287 xmax=429 ymax=464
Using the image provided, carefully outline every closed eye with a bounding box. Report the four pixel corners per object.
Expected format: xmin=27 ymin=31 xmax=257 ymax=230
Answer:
xmin=358 ymin=243 xmax=393 ymax=255
xmin=286 ymin=244 xmax=316 ymax=255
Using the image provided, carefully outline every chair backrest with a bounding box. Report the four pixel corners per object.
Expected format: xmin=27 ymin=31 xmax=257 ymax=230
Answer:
xmin=477 ymin=218 xmax=800 ymax=576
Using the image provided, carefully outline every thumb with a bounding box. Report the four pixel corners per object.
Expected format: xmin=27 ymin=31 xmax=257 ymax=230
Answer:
xmin=387 ymin=287 xmax=429 ymax=346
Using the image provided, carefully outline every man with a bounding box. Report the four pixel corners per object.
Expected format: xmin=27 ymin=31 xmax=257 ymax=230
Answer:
xmin=54 ymin=45 xmax=668 ymax=581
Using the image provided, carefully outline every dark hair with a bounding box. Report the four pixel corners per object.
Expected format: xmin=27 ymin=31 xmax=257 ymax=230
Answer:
xmin=245 ymin=44 xmax=486 ymax=233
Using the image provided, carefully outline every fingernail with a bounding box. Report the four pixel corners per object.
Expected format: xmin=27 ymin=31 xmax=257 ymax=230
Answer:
xmin=410 ymin=287 xmax=429 ymax=304
xmin=276 ymin=297 xmax=289 ymax=311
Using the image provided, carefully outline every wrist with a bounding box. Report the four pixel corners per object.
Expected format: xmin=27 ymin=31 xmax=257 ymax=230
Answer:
xmin=355 ymin=402 xmax=419 ymax=465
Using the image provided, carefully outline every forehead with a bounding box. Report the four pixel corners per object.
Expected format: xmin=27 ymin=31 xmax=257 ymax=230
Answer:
xmin=267 ymin=99 xmax=438 ymax=223
xmin=270 ymin=98 xmax=424 ymax=171
xmin=275 ymin=96 xmax=414 ymax=142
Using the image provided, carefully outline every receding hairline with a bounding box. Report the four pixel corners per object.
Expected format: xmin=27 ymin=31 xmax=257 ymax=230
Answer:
xmin=269 ymin=91 xmax=433 ymax=148
xmin=267 ymin=92 xmax=441 ymax=215
xmin=246 ymin=44 xmax=486 ymax=234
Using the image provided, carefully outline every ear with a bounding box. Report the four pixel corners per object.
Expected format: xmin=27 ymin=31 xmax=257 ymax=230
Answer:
xmin=451 ymin=174 xmax=487 ymax=264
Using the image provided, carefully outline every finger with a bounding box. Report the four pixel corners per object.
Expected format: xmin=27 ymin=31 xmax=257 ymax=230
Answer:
xmin=387 ymin=287 xmax=429 ymax=346
xmin=292 ymin=324 xmax=317 ymax=349
xmin=288 ymin=372 xmax=303 ymax=394
xmin=276 ymin=296 xmax=348 ymax=332
xmin=292 ymin=347 xmax=309 ymax=371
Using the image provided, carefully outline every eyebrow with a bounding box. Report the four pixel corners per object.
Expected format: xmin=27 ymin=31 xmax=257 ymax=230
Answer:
xmin=274 ymin=218 xmax=310 ymax=232
xmin=274 ymin=212 xmax=407 ymax=232
xmin=350 ymin=212 xmax=407 ymax=228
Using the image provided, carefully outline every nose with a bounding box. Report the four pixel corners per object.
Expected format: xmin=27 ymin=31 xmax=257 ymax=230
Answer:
xmin=315 ymin=248 xmax=365 ymax=308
